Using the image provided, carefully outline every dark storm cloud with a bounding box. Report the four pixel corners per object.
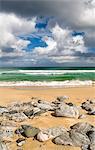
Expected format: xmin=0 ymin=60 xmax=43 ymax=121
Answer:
xmin=0 ymin=0 xmax=60 ymax=17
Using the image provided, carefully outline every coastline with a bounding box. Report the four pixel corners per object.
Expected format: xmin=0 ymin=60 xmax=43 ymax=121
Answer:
xmin=0 ymin=80 xmax=94 ymax=87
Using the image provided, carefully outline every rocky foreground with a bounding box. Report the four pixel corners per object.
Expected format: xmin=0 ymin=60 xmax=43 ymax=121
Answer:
xmin=0 ymin=96 xmax=95 ymax=150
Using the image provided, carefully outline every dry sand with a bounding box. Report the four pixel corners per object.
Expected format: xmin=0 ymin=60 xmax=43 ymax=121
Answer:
xmin=0 ymin=86 xmax=95 ymax=150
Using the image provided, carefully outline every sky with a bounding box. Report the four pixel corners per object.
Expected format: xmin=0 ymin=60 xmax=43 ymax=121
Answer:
xmin=0 ymin=0 xmax=95 ymax=67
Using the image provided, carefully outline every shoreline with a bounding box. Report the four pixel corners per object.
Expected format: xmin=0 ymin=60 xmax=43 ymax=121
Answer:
xmin=0 ymin=85 xmax=95 ymax=150
xmin=0 ymin=80 xmax=94 ymax=87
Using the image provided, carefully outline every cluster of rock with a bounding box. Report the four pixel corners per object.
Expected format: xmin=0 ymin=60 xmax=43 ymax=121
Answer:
xmin=0 ymin=96 xmax=81 ymax=123
xmin=13 ymin=122 xmax=95 ymax=150
xmin=0 ymin=96 xmax=95 ymax=150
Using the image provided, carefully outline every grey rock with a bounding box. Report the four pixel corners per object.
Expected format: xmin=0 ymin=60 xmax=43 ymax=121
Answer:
xmin=87 ymin=130 xmax=95 ymax=144
xmin=90 ymin=144 xmax=95 ymax=150
xmin=78 ymin=114 xmax=86 ymax=119
xmin=53 ymin=132 xmax=73 ymax=145
xmin=7 ymin=101 xmax=33 ymax=112
xmin=24 ymin=107 xmax=46 ymax=118
xmin=70 ymin=122 xmax=94 ymax=134
xmin=81 ymin=100 xmax=95 ymax=115
xmin=88 ymin=110 xmax=95 ymax=115
xmin=57 ymin=96 xmax=69 ymax=102
xmin=54 ymin=103 xmax=79 ymax=118
xmin=35 ymin=103 xmax=54 ymax=111
xmin=16 ymin=138 xmax=25 ymax=147
xmin=0 ymin=126 xmax=15 ymax=141
xmin=0 ymin=106 xmax=8 ymax=115
xmin=0 ymin=141 xmax=8 ymax=150
xmin=81 ymin=145 xmax=90 ymax=150
xmin=69 ymin=129 xmax=90 ymax=147
xmin=4 ymin=112 xmax=28 ymax=122
xmin=37 ymin=126 xmax=68 ymax=142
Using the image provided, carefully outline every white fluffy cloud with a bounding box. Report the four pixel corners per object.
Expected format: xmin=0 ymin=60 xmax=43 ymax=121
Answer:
xmin=32 ymin=24 xmax=87 ymax=64
xmin=0 ymin=13 xmax=36 ymax=54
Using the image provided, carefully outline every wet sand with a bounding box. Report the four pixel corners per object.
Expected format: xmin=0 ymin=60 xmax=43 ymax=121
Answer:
xmin=0 ymin=86 xmax=95 ymax=150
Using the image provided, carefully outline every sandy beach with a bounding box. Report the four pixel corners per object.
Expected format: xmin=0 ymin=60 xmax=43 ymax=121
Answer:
xmin=0 ymin=86 xmax=95 ymax=150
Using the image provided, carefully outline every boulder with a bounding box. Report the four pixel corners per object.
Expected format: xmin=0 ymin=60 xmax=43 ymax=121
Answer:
xmin=54 ymin=103 xmax=79 ymax=118
xmin=35 ymin=103 xmax=55 ymax=111
xmin=70 ymin=122 xmax=94 ymax=134
xmin=0 ymin=141 xmax=8 ymax=150
xmin=53 ymin=132 xmax=73 ymax=145
xmin=22 ymin=125 xmax=40 ymax=138
xmin=4 ymin=112 xmax=28 ymax=122
xmin=37 ymin=126 xmax=67 ymax=142
xmin=69 ymin=129 xmax=90 ymax=147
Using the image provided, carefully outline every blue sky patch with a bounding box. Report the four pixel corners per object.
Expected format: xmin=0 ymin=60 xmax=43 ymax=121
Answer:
xmin=72 ymin=31 xmax=85 ymax=36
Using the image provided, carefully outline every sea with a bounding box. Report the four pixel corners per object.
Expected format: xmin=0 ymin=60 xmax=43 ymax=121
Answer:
xmin=0 ymin=67 xmax=95 ymax=82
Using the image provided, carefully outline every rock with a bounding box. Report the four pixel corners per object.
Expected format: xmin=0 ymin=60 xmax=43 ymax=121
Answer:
xmin=66 ymin=102 xmax=74 ymax=106
xmin=24 ymin=107 xmax=46 ymax=118
xmin=24 ymin=110 xmax=33 ymax=118
xmin=0 ymin=141 xmax=8 ymax=150
xmin=22 ymin=125 xmax=40 ymax=138
xmin=54 ymin=103 xmax=79 ymax=118
xmin=4 ymin=112 xmax=28 ymax=122
xmin=35 ymin=103 xmax=54 ymax=111
xmin=69 ymin=129 xmax=90 ymax=147
xmin=53 ymin=132 xmax=73 ymax=145
xmin=90 ymin=144 xmax=95 ymax=150
xmin=87 ymin=130 xmax=95 ymax=144
xmin=37 ymin=126 xmax=67 ymax=142
xmin=0 ymin=120 xmax=17 ymax=127
xmin=57 ymin=96 xmax=69 ymax=102
xmin=7 ymin=101 xmax=33 ymax=112
xmin=78 ymin=114 xmax=86 ymax=119
xmin=0 ymin=125 xmax=15 ymax=141
xmin=70 ymin=122 xmax=94 ymax=134
xmin=0 ymin=106 xmax=8 ymax=115
xmin=81 ymin=100 xmax=95 ymax=115
xmin=21 ymin=125 xmax=32 ymax=130
xmin=15 ymin=128 xmax=24 ymax=135
xmin=88 ymin=110 xmax=95 ymax=115
xmin=16 ymin=138 xmax=25 ymax=147
xmin=81 ymin=145 xmax=90 ymax=150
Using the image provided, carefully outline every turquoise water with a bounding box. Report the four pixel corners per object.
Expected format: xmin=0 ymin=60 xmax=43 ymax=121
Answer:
xmin=0 ymin=67 xmax=95 ymax=81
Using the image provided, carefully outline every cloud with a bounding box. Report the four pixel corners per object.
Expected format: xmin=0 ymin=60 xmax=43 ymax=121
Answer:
xmin=1 ymin=0 xmax=95 ymax=49
xmin=0 ymin=1 xmax=95 ymax=66
xmin=0 ymin=13 xmax=36 ymax=57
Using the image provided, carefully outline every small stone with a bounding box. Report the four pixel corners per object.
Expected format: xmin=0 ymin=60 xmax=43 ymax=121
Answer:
xmin=57 ymin=96 xmax=69 ymax=102
xmin=78 ymin=114 xmax=86 ymax=119
xmin=16 ymin=138 xmax=25 ymax=147
xmin=0 ymin=106 xmax=8 ymax=115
